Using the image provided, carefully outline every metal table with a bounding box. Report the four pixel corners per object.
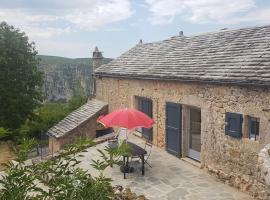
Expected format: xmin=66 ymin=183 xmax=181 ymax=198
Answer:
xmin=122 ymin=142 xmax=147 ymax=179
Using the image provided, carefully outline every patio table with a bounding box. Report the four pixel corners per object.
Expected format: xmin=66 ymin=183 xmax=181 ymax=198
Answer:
xmin=121 ymin=141 xmax=147 ymax=179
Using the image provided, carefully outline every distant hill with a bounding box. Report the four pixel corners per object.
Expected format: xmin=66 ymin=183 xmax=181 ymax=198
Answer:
xmin=37 ymin=55 xmax=112 ymax=71
xmin=37 ymin=55 xmax=112 ymax=102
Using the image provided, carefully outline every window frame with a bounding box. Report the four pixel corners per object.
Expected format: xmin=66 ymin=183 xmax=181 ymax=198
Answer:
xmin=248 ymin=116 xmax=260 ymax=141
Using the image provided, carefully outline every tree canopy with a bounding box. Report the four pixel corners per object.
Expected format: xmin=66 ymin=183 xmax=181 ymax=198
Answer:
xmin=0 ymin=22 xmax=43 ymax=130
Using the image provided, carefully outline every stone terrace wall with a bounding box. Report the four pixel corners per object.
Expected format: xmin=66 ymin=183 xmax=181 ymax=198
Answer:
xmin=96 ymin=77 xmax=270 ymax=199
xmin=257 ymin=144 xmax=270 ymax=199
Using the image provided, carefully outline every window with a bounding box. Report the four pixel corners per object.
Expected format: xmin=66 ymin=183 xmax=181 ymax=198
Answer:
xmin=225 ymin=112 xmax=243 ymax=138
xmin=248 ymin=117 xmax=260 ymax=140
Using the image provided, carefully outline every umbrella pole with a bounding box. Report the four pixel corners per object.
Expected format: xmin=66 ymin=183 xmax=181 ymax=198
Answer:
xmin=126 ymin=128 xmax=128 ymax=143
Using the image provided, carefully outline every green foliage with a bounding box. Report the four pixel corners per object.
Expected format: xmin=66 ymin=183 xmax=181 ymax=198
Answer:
xmin=0 ymin=138 xmax=129 ymax=200
xmin=19 ymin=94 xmax=87 ymax=139
xmin=14 ymin=138 xmax=37 ymax=163
xmin=0 ymin=22 xmax=43 ymax=130
xmin=0 ymin=127 xmax=11 ymax=139
xmin=0 ymin=162 xmax=39 ymax=200
xmin=92 ymin=142 xmax=131 ymax=172
xmin=67 ymin=94 xmax=87 ymax=112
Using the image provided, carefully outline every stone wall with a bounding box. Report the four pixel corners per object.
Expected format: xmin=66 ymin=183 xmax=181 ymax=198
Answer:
xmin=49 ymin=106 xmax=108 ymax=153
xmin=96 ymin=77 xmax=270 ymax=199
xmin=257 ymin=144 xmax=270 ymax=199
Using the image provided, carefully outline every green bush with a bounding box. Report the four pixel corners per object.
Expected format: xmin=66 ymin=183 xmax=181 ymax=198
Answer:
xmin=0 ymin=127 xmax=11 ymax=140
xmin=18 ymin=94 xmax=87 ymax=139
xmin=0 ymin=138 xmax=130 ymax=200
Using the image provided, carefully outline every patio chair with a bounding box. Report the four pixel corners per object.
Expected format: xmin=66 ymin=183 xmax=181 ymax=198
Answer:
xmin=129 ymin=140 xmax=153 ymax=172
xmin=107 ymin=129 xmax=120 ymax=148
xmin=144 ymin=140 xmax=153 ymax=168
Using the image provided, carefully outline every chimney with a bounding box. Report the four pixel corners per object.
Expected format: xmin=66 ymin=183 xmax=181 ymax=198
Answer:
xmin=179 ymin=31 xmax=184 ymax=36
xmin=92 ymin=46 xmax=104 ymax=71
xmin=90 ymin=46 xmax=103 ymax=97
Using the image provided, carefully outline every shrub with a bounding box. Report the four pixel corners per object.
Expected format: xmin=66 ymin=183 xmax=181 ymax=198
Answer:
xmin=18 ymin=94 xmax=87 ymax=139
xmin=0 ymin=138 xmax=130 ymax=200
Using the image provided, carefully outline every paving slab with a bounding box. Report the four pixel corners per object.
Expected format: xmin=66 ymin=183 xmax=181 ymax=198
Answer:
xmin=77 ymin=134 xmax=253 ymax=200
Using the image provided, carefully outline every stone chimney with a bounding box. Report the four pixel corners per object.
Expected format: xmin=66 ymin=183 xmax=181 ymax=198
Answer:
xmin=92 ymin=46 xmax=104 ymax=71
xmin=90 ymin=46 xmax=103 ymax=97
xmin=179 ymin=31 xmax=184 ymax=36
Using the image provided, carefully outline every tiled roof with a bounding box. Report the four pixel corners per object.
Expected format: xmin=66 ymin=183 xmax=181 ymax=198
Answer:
xmin=96 ymin=25 xmax=270 ymax=87
xmin=47 ymin=99 xmax=108 ymax=138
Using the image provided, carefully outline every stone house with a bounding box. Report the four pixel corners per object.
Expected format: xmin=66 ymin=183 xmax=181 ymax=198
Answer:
xmin=95 ymin=25 xmax=270 ymax=199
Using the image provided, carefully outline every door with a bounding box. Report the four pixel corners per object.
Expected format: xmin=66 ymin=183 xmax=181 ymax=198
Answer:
xmin=138 ymin=98 xmax=153 ymax=141
xmin=166 ymin=102 xmax=182 ymax=157
xmin=188 ymin=108 xmax=201 ymax=161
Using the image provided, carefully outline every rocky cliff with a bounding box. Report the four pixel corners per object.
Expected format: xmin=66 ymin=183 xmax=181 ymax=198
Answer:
xmin=38 ymin=55 xmax=112 ymax=102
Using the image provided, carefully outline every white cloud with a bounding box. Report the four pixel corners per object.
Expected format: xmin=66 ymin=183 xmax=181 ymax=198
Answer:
xmin=223 ymin=7 xmax=270 ymax=24
xmin=35 ymin=39 xmax=92 ymax=58
xmin=65 ymin=0 xmax=133 ymax=31
xmin=0 ymin=0 xmax=133 ymax=39
xmin=144 ymin=0 xmax=270 ymax=25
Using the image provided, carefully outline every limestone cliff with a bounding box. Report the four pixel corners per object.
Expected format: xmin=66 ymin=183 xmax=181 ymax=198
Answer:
xmin=38 ymin=55 xmax=112 ymax=102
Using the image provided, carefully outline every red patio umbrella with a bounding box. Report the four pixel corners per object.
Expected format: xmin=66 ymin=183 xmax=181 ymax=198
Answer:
xmin=97 ymin=108 xmax=154 ymax=130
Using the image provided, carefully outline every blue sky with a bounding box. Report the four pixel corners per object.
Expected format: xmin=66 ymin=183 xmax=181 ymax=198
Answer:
xmin=1 ymin=0 xmax=270 ymax=58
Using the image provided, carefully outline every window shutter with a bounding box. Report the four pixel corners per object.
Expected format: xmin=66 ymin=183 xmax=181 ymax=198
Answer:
xmin=248 ymin=116 xmax=252 ymax=138
xmin=149 ymin=100 xmax=153 ymax=118
xmin=138 ymin=99 xmax=142 ymax=111
xmin=225 ymin=112 xmax=243 ymax=138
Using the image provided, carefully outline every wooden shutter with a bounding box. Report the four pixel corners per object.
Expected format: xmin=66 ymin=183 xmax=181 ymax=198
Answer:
xmin=138 ymin=97 xmax=153 ymax=141
xmin=225 ymin=112 xmax=243 ymax=138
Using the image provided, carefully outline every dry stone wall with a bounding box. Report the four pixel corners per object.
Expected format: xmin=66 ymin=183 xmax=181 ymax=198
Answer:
xmin=257 ymin=144 xmax=270 ymax=199
xmin=258 ymin=144 xmax=270 ymax=185
xmin=96 ymin=77 xmax=270 ymax=199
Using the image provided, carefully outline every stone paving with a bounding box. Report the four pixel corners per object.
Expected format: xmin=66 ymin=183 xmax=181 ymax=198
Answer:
xmin=77 ymin=134 xmax=253 ymax=200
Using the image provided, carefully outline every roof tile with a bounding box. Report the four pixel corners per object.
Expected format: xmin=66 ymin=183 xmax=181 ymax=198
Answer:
xmin=47 ymin=99 xmax=108 ymax=138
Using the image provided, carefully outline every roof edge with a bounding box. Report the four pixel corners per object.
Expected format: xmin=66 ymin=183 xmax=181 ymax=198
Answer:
xmin=96 ymin=73 xmax=270 ymax=89
xmin=46 ymin=100 xmax=108 ymax=139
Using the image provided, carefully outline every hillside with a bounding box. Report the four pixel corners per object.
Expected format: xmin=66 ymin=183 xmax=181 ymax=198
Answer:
xmin=37 ymin=55 xmax=112 ymax=68
xmin=38 ymin=55 xmax=112 ymax=102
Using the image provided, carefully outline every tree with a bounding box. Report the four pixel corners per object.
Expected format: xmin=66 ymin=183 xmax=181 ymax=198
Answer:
xmin=0 ymin=22 xmax=43 ymax=130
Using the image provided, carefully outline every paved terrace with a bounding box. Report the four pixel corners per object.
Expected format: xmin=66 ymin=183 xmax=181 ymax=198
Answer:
xmin=77 ymin=133 xmax=253 ymax=200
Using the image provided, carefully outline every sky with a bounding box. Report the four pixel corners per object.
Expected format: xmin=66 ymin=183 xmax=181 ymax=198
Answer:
xmin=1 ymin=0 xmax=270 ymax=58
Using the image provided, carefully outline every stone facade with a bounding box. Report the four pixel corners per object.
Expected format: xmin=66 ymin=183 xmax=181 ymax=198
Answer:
xmin=257 ymin=144 xmax=270 ymax=199
xmin=48 ymin=106 xmax=107 ymax=153
xmin=96 ymin=77 xmax=270 ymax=199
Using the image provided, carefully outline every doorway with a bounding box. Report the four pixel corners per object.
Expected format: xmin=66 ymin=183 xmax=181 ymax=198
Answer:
xmin=188 ymin=107 xmax=201 ymax=161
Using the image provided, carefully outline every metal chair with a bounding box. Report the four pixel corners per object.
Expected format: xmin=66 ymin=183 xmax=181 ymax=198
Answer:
xmin=144 ymin=140 xmax=153 ymax=168
xmin=129 ymin=140 xmax=153 ymax=171
xmin=107 ymin=129 xmax=120 ymax=148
